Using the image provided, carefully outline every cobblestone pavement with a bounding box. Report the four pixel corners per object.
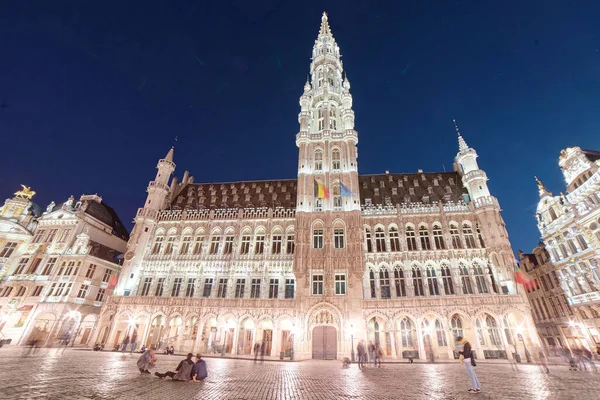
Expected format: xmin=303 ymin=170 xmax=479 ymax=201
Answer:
xmin=0 ymin=347 xmax=599 ymax=399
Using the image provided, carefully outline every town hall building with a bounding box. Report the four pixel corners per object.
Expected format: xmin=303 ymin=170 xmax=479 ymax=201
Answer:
xmin=92 ymin=13 xmax=539 ymax=361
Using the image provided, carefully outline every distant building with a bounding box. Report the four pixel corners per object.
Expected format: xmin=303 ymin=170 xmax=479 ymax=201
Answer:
xmin=533 ymin=146 xmax=600 ymax=350
xmin=518 ymin=244 xmax=575 ymax=353
xmin=92 ymin=12 xmax=538 ymax=362
xmin=0 ymin=189 xmax=128 ymax=346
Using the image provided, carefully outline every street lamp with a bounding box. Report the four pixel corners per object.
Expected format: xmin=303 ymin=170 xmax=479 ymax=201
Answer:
xmin=349 ymin=324 xmax=355 ymax=363
xmin=515 ymin=326 xmax=531 ymax=363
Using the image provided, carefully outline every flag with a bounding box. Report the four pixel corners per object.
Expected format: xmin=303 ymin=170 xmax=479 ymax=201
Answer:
xmin=514 ymin=264 xmax=533 ymax=284
xmin=340 ymin=182 xmax=353 ymax=197
xmin=108 ymin=270 xmax=119 ymax=289
xmin=314 ymin=180 xmax=329 ymax=199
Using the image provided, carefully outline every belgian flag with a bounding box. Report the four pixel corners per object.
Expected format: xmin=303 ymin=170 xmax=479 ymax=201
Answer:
xmin=314 ymin=180 xmax=329 ymax=199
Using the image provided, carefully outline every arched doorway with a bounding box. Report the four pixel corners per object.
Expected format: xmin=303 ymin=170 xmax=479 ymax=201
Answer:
xmin=30 ymin=313 xmax=57 ymax=346
xmin=77 ymin=314 xmax=97 ymax=345
xmin=146 ymin=315 xmax=166 ymax=348
xmin=312 ymin=326 xmax=337 ymax=360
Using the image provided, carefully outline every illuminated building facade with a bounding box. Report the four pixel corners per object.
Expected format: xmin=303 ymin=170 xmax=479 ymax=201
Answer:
xmin=0 ymin=190 xmax=128 ymax=346
xmin=93 ymin=13 xmax=538 ymax=361
xmin=533 ymin=147 xmax=600 ymax=350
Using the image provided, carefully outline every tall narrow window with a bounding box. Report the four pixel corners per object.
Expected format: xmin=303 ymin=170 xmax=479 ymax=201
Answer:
xmin=272 ymin=234 xmax=283 ymax=254
xmin=419 ymin=226 xmax=432 ymax=250
xmin=486 ymin=315 xmax=502 ymax=346
xmin=193 ymin=236 xmax=205 ymax=255
xmin=380 ymin=269 xmax=391 ymax=298
xmin=151 ymin=236 xmax=164 ymax=254
xmin=476 ymin=224 xmax=485 ymax=248
xmin=58 ymin=229 xmax=72 ymax=243
xmin=488 ymin=266 xmax=498 ymax=293
xmin=406 ymin=227 xmax=417 ymax=251
xmin=165 ymin=236 xmax=176 ymax=254
xmin=312 ymin=274 xmax=324 ymax=295
xmin=369 ymin=270 xmax=376 ymax=298
xmin=451 ymin=315 xmax=463 ymax=338
xmin=27 ymin=258 xmax=42 ymax=274
xmin=95 ymin=288 xmax=106 ymax=302
xmin=332 ymin=183 xmax=342 ymax=210
xmin=77 ymin=284 xmax=89 ymax=299
xmin=140 ymin=277 xmax=152 ymax=296
xmin=400 ymin=318 xmax=413 ymax=347
xmin=433 ymin=224 xmax=445 ymax=249
xmin=441 ymin=265 xmax=454 ymax=295
xmin=32 ymin=230 xmax=46 ymax=243
xmin=209 ymin=236 xmax=220 ymax=254
xmin=41 ymin=257 xmax=57 ymax=275
xmin=394 ymin=267 xmax=406 ymax=297
xmin=335 ymin=274 xmax=346 ymax=295
xmin=217 ymin=278 xmax=228 ymax=298
xmin=0 ymin=242 xmax=18 ymax=258
xmin=240 ymin=235 xmax=252 ymax=254
xmin=286 ymin=234 xmax=295 ymax=254
xmin=85 ymin=264 xmax=97 ymax=279
xmin=576 ymin=234 xmax=588 ymax=251
xmin=412 ymin=267 xmax=424 ymax=296
xmin=450 ymin=224 xmax=462 ymax=249
xmin=285 ymin=278 xmax=295 ymax=298
xmin=426 ymin=267 xmax=440 ymax=295
xmin=332 ymin=148 xmax=341 ymax=170
xmin=375 ymin=228 xmax=387 ymax=252
xmin=155 ymin=277 xmax=165 ymax=296
xmin=436 ymin=320 xmax=448 ymax=347
xmin=185 ymin=278 xmax=196 ymax=297
xmin=389 ymin=227 xmax=401 ymax=252
xmin=329 ymin=107 xmax=337 ymax=130
xmin=202 ymin=278 xmax=213 ymax=297
xmin=235 ymin=279 xmax=245 ymax=298
xmin=334 ymin=228 xmax=345 ymax=248
xmin=180 ymin=236 xmax=192 ymax=254
xmin=254 ymin=235 xmax=266 ymax=254
xmin=313 ymin=228 xmax=324 ymax=249
xmin=47 ymin=229 xmax=58 ymax=242
xmin=223 ymin=236 xmax=234 ymax=254
xmin=14 ymin=258 xmax=29 ymax=275
xmin=269 ymin=279 xmax=279 ymax=298
xmin=102 ymin=269 xmax=112 ymax=283
xmin=460 ymin=265 xmax=474 ymax=295
xmin=318 ymin=109 xmax=325 ymax=131
xmin=314 ymin=149 xmax=323 ymax=170
xmin=365 ymin=228 xmax=373 ymax=252
xmin=251 ymin=278 xmax=261 ymax=298
xmin=463 ymin=224 xmax=476 ymax=248
xmin=473 ymin=263 xmax=488 ymax=294
xmin=171 ymin=278 xmax=182 ymax=297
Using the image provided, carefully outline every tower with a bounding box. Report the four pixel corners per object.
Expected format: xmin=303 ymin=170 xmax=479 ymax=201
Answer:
xmin=294 ymin=12 xmax=363 ymax=358
xmin=453 ymin=120 xmax=491 ymax=202
xmin=114 ymin=147 xmax=176 ymax=295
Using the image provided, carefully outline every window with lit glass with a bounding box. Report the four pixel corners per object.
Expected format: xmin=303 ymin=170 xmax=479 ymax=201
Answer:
xmin=394 ymin=267 xmax=406 ymax=297
xmin=312 ymin=274 xmax=324 ymax=295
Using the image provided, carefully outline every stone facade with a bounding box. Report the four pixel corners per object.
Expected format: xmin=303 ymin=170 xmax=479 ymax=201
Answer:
xmin=0 ymin=191 xmax=128 ymax=347
xmin=532 ymin=146 xmax=600 ymax=351
xmin=93 ymin=13 xmax=538 ymax=361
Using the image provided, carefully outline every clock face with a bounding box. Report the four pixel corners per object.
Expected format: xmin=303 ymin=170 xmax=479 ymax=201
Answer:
xmin=125 ymin=251 xmax=134 ymax=261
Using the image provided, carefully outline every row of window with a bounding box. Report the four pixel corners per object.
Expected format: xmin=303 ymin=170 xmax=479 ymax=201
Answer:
xmin=0 ymin=284 xmax=106 ymax=303
xmin=313 ymin=148 xmax=341 ymax=171
xmin=151 ymin=233 xmax=295 ymax=256
xmin=0 ymin=230 xmax=73 ymax=258
xmin=546 ymin=231 xmax=589 ymax=262
xmin=138 ymin=277 xmax=296 ymax=299
xmin=12 ymin=257 xmax=112 ymax=282
xmin=529 ymin=294 xmax=573 ymax=321
xmin=365 ymin=265 xmax=498 ymax=299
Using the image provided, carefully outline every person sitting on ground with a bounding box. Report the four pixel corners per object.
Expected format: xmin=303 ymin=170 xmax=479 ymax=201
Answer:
xmin=155 ymin=353 xmax=195 ymax=381
xmin=137 ymin=347 xmax=157 ymax=374
xmin=192 ymin=353 xmax=208 ymax=382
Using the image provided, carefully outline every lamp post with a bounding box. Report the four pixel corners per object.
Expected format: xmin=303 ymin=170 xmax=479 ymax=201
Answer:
xmin=515 ymin=328 xmax=531 ymax=363
xmin=349 ymin=324 xmax=355 ymax=363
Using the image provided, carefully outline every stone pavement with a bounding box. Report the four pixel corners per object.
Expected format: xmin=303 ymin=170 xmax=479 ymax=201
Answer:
xmin=0 ymin=347 xmax=599 ymax=399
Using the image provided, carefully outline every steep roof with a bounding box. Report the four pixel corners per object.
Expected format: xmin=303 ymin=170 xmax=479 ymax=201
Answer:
xmin=84 ymin=200 xmax=130 ymax=241
xmin=581 ymin=149 xmax=600 ymax=163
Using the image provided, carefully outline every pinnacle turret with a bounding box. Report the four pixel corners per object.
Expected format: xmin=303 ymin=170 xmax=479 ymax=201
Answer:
xmin=319 ymin=12 xmax=332 ymax=37
xmin=164 ymin=146 xmax=174 ymax=163
xmin=535 ymin=176 xmax=552 ymax=197
xmin=453 ymin=119 xmax=469 ymax=152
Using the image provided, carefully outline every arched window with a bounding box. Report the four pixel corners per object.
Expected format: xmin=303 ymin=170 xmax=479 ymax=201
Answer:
xmin=314 ymin=149 xmax=323 ymax=171
xmin=180 ymin=235 xmax=192 ymax=255
xmin=389 ymin=226 xmax=401 ymax=251
xmin=433 ymin=224 xmax=445 ymax=249
xmin=332 ymin=148 xmax=341 ymax=170
xmin=426 ymin=267 xmax=439 ymax=295
xmin=463 ymin=223 xmax=476 ymax=249
xmin=486 ymin=315 xmax=502 ymax=346
xmin=369 ymin=269 xmax=376 ymax=298
xmin=406 ymin=226 xmax=417 ymax=251
xmin=419 ymin=226 xmax=431 ymax=250
xmin=313 ymin=225 xmax=324 ymax=249
xmin=332 ymin=183 xmax=342 ymax=210
xmin=450 ymin=315 xmax=463 ymax=338
xmin=318 ymin=109 xmax=325 ymax=131
xmin=254 ymin=231 xmax=266 ymax=254
xmin=503 ymin=317 xmax=513 ymax=345
xmin=240 ymin=234 xmax=252 ymax=254
xmin=394 ymin=267 xmax=406 ymax=297
xmin=380 ymin=268 xmax=391 ymax=299
xmin=333 ymin=224 xmax=345 ymax=249
xmin=192 ymin=234 xmax=205 ymax=255
xmin=450 ymin=224 xmax=462 ymax=249
xmin=476 ymin=223 xmax=485 ymax=248
xmin=436 ymin=319 xmax=447 ymax=347
xmin=400 ymin=318 xmax=413 ymax=347
xmin=549 ymin=207 xmax=557 ymax=221
xmin=151 ymin=235 xmax=165 ymax=254
xmin=365 ymin=227 xmax=373 ymax=253
xmin=164 ymin=235 xmax=176 ymax=255
xmin=412 ymin=267 xmax=424 ymax=296
xmin=488 ymin=265 xmax=498 ymax=293
xmin=375 ymin=227 xmax=387 ymax=252
xmin=441 ymin=264 xmax=454 ymax=295
xmin=460 ymin=263 xmax=474 ymax=295
xmin=329 ymin=108 xmax=337 ymax=130
xmin=473 ymin=262 xmax=488 ymax=294
xmin=476 ymin=318 xmax=486 ymax=346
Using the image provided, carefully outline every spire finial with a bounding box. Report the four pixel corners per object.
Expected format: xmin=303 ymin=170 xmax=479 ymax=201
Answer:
xmin=534 ymin=176 xmax=551 ymax=197
xmin=319 ymin=11 xmax=331 ymax=36
xmin=454 ymin=119 xmax=469 ymax=151
xmin=453 ymin=119 xmax=461 ymax=136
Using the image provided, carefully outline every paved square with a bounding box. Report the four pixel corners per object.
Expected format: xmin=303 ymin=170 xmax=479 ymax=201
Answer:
xmin=0 ymin=348 xmax=598 ymax=399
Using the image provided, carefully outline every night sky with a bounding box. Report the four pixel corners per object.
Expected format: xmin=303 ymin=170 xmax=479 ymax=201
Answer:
xmin=2 ymin=1 xmax=600 ymax=254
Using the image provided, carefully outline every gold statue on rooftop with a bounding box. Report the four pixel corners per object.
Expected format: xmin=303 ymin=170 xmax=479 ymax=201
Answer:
xmin=14 ymin=185 xmax=36 ymax=199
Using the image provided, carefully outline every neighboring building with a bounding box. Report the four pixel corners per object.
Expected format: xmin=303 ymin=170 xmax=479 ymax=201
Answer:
xmin=534 ymin=146 xmax=600 ymax=350
xmin=518 ymin=244 xmax=575 ymax=354
xmin=0 ymin=190 xmax=129 ymax=346
xmin=93 ymin=12 xmax=538 ymax=361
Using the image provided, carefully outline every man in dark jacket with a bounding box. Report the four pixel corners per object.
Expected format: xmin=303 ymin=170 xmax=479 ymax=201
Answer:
xmin=155 ymin=353 xmax=195 ymax=381
xmin=357 ymin=340 xmax=366 ymax=370
xmin=456 ymin=336 xmax=480 ymax=394
xmin=192 ymin=353 xmax=208 ymax=382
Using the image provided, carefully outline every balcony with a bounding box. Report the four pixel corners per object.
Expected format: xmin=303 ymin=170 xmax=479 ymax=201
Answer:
xmin=569 ymin=291 xmax=600 ymax=306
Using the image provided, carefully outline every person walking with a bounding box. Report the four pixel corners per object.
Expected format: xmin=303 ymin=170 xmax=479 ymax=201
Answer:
xmin=357 ymin=340 xmax=366 ymax=370
xmin=368 ymin=341 xmax=376 ymax=366
xmin=260 ymin=341 xmax=266 ymax=364
xmin=375 ymin=343 xmax=383 ymax=368
xmin=192 ymin=353 xmax=208 ymax=382
xmin=254 ymin=342 xmax=261 ymax=363
xmin=155 ymin=353 xmax=195 ymax=381
xmin=121 ymin=335 xmax=130 ymax=353
xmin=538 ymin=351 xmax=550 ymax=373
xmin=137 ymin=347 xmax=157 ymax=374
xmin=130 ymin=332 xmax=137 ymax=354
xmin=456 ymin=336 xmax=480 ymax=394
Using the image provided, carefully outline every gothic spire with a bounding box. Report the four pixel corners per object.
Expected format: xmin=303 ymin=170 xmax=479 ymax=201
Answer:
xmin=319 ymin=12 xmax=332 ymax=37
xmin=164 ymin=146 xmax=174 ymax=163
xmin=453 ymin=119 xmax=469 ymax=151
xmin=534 ymin=176 xmax=551 ymax=197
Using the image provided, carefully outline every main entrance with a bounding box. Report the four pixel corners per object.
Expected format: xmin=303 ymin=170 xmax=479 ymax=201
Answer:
xmin=312 ymin=326 xmax=337 ymax=360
